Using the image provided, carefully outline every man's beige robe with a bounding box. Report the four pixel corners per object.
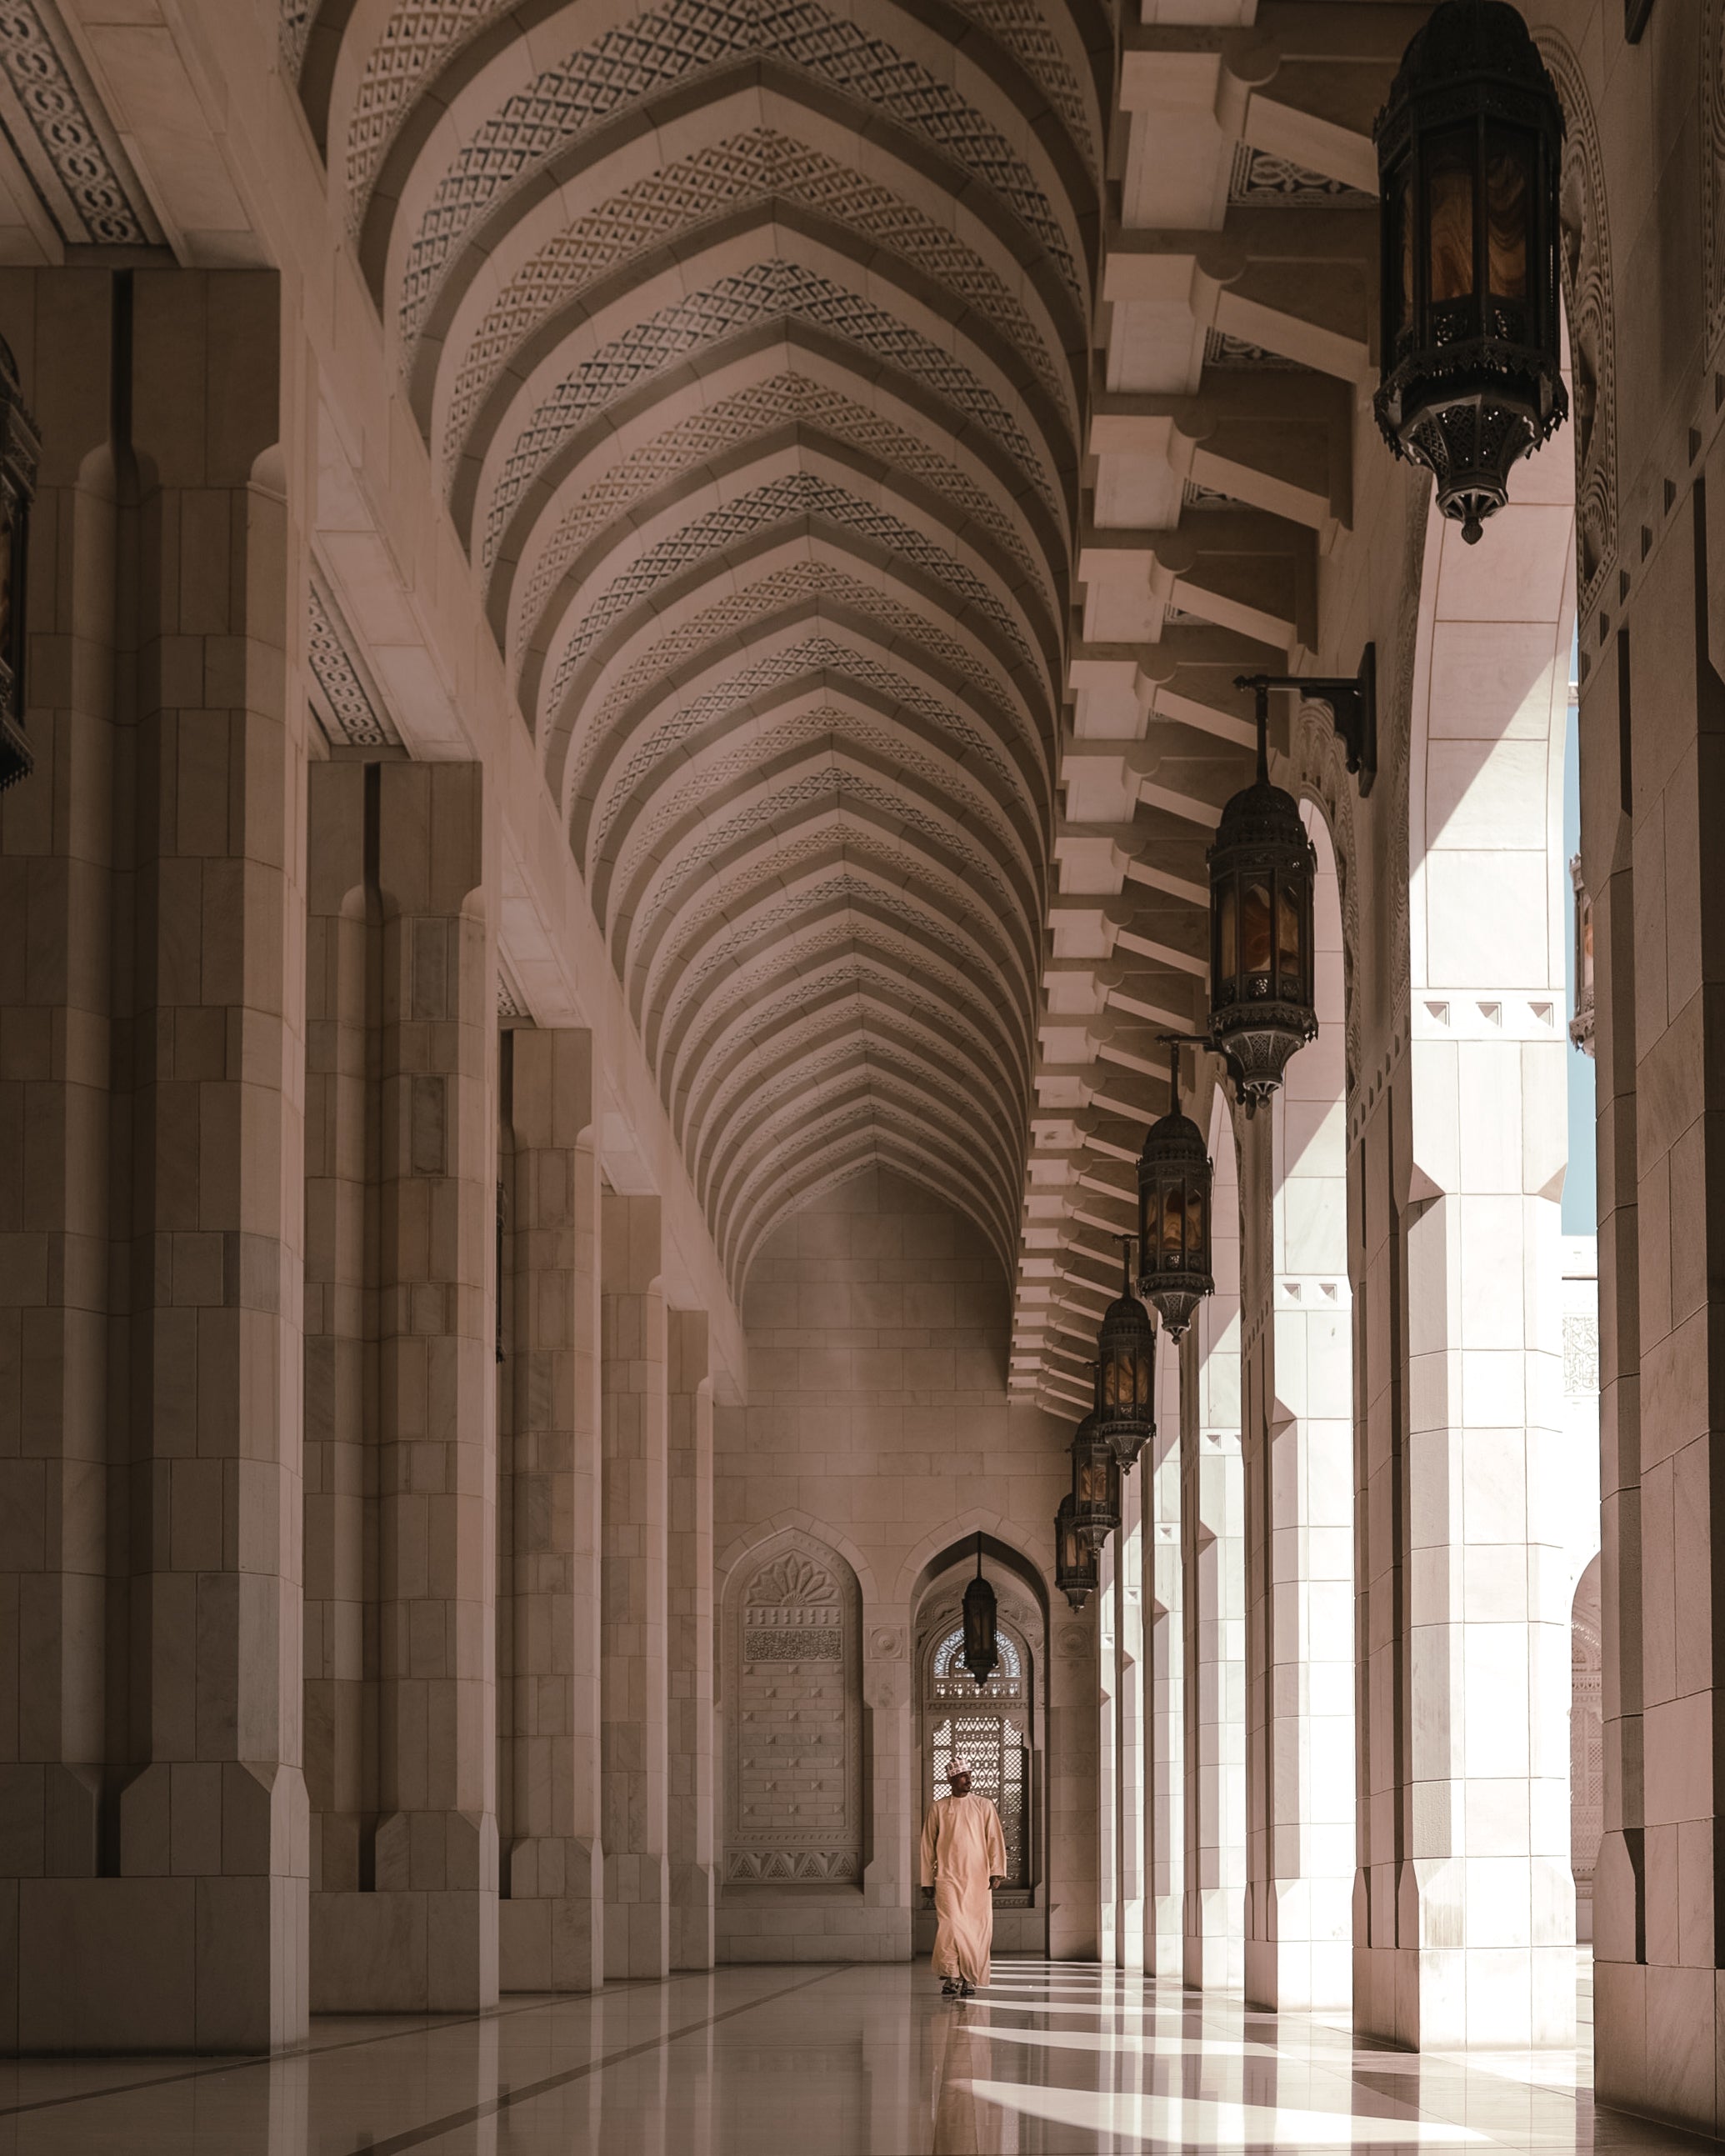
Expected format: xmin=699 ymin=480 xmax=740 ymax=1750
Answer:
xmin=919 ymin=1791 xmax=1007 ymax=1986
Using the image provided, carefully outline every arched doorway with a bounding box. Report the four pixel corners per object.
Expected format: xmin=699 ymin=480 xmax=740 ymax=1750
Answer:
xmin=911 ymin=1540 xmax=1048 ymax=1958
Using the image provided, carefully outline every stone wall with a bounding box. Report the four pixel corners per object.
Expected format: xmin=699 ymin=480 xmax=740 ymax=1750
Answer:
xmin=714 ymin=1167 xmax=1082 ymax=1964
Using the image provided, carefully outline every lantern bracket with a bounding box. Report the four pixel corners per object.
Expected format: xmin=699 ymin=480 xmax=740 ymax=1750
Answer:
xmin=1233 ymin=645 xmax=1376 ymax=798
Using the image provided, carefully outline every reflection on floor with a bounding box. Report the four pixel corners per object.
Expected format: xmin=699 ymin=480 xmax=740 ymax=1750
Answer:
xmin=0 ymin=1953 xmax=1702 ymax=2154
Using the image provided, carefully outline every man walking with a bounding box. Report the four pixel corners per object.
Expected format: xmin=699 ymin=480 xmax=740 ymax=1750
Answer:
xmin=919 ymin=1758 xmax=1007 ymax=1998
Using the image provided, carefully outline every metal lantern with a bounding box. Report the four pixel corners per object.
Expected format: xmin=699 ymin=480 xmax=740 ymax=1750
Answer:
xmin=1137 ymin=1041 xmax=1214 ymax=1338
xmin=1054 ymin=1492 xmax=1098 ymax=1612
xmin=0 ymin=334 xmax=38 ymax=793
xmin=1095 ymin=1236 xmax=1155 ymax=1471
xmin=960 ymin=1533 xmax=1000 ymax=1687
xmin=1069 ymin=1395 xmax=1121 ymax=1558
xmin=1208 ymin=684 xmax=1317 ymax=1109
xmin=1373 ymin=0 xmax=1568 ymax=543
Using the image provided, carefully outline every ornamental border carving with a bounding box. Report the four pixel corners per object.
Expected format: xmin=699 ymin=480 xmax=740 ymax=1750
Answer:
xmin=1535 ymin=27 xmax=1618 ymax=630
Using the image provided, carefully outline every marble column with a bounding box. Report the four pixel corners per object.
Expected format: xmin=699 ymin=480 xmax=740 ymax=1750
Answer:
xmin=1241 ymin=828 xmax=1354 ymax=2013
xmin=1582 ymin=623 xmax=1648 ymax=2104
xmin=1098 ymin=1534 xmax=1117 ymax=1966
xmin=1144 ymin=1348 xmax=1184 ymax=1975
xmin=308 ymin=760 xmax=498 ymax=2013
xmin=602 ymin=1190 xmax=669 ymax=1978
xmin=0 ymin=268 xmax=311 ymax=2050
xmin=498 ymin=1025 xmax=603 ymax=1991
xmin=1048 ymin=1591 xmax=1099 ymax=1958
xmin=1182 ymin=1111 xmax=1244 ymax=1989
xmin=668 ymin=1307 xmax=715 ymax=1969
xmin=1116 ymin=1465 xmax=1144 ymax=1968
xmin=302 ymin=764 xmax=369 ymax=1930
xmin=1590 ymin=476 xmax=1725 ymax=2123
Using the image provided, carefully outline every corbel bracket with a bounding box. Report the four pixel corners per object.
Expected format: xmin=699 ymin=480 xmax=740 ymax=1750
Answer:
xmin=1233 ymin=643 xmax=1376 ymax=797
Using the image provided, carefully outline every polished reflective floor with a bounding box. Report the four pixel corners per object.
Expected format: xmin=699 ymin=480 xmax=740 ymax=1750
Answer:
xmin=0 ymin=1954 xmax=1708 ymax=2153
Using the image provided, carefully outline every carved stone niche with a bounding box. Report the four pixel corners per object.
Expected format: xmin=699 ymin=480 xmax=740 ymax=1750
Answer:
xmin=722 ymin=1530 xmax=863 ymax=1888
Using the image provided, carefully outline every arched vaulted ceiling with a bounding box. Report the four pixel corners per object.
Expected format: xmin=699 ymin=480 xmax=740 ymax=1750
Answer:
xmin=294 ymin=0 xmax=1107 ymax=1293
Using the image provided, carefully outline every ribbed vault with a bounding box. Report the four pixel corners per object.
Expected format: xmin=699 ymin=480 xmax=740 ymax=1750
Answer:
xmin=300 ymin=0 xmax=1103 ymax=1291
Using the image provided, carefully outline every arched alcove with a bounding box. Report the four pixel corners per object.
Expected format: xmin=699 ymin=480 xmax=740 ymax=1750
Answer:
xmin=910 ymin=1535 xmax=1048 ymax=1958
xmin=719 ymin=1528 xmax=865 ymax=1889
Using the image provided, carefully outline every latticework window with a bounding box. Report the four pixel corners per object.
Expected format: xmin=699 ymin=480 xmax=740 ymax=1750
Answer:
xmin=931 ymin=1708 xmax=1029 ymax=1889
xmin=930 ymin=1622 xmax=1023 ymax=1703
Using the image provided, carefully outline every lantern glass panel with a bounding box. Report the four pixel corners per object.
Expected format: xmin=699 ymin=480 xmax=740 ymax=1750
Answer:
xmin=1428 ymin=127 xmax=1477 ymax=303
xmin=1275 ymin=875 xmax=1303 ymax=976
xmin=1242 ymin=878 xmax=1272 ymax=979
xmin=1077 ymin=1452 xmax=1109 ymax=1505
xmin=1159 ymin=1179 xmax=1183 ymax=1258
xmin=1392 ymin=168 xmax=1415 ymax=348
xmin=1217 ymin=882 xmax=1238 ymax=995
xmin=1486 ymin=127 xmax=1531 ymax=299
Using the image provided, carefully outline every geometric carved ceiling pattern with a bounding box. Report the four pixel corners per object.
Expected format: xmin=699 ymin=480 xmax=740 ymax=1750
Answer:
xmin=305 ymin=0 xmax=1101 ymax=1292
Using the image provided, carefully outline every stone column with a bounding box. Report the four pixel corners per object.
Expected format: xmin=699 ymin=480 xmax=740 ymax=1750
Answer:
xmin=1590 ymin=476 xmax=1725 ymax=2123
xmin=1352 ymin=1038 xmax=1571 ymax=2050
xmin=1582 ymin=622 xmax=1648 ymax=2103
xmin=1182 ymin=1116 xmax=1244 ymax=1989
xmin=1048 ymin=1591 xmax=1099 ymax=1958
xmin=1241 ymin=838 xmax=1354 ymax=2014
xmin=1 ymin=268 xmax=311 ymax=2051
xmin=668 ymin=1306 xmax=714 ymax=1969
xmin=498 ymin=1025 xmax=603 ymax=1992
xmin=302 ymin=763 xmax=369 ymax=1919
xmin=309 ymin=760 xmax=498 ymax=2013
xmin=1145 ymin=1348 xmax=1183 ymax=1975
xmin=1116 ymin=1464 xmax=1144 ymax=1968
xmin=1098 ymin=1534 xmax=1117 ymax=1965
xmin=601 ymin=1189 xmax=669 ymax=1978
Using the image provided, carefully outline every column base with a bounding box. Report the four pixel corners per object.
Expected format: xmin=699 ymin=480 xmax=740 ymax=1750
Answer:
xmin=604 ymin=1851 xmax=669 ymax=1978
xmin=1352 ymin=1942 xmax=1577 ymax=2051
xmin=1 ymin=1873 xmax=308 ymax=2052
xmin=1594 ymin=1957 xmax=1725 ymax=2136
xmin=671 ymin=1858 xmax=715 ymax=1970
xmin=1245 ymin=1879 xmax=1352 ymax=2011
xmin=1182 ymin=1888 xmax=1242 ymax=1989
xmin=311 ymin=1887 xmax=498 ymax=2011
xmin=500 ymin=1836 xmax=603 ymax=1991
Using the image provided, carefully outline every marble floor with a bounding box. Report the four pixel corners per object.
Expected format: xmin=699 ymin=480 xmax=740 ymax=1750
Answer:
xmin=0 ymin=1955 xmax=1707 ymax=2153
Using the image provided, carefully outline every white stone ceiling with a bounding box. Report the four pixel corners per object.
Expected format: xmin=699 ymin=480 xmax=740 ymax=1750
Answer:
xmin=297 ymin=0 xmax=1106 ymax=1295
xmin=282 ymin=0 xmax=1415 ymax=1401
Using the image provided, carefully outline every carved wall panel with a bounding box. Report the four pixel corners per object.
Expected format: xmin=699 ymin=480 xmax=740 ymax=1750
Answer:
xmin=722 ymin=1532 xmax=864 ymax=1885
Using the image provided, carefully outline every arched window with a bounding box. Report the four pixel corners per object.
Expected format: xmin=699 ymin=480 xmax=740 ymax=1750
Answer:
xmin=923 ymin=1621 xmax=1032 ymax=1892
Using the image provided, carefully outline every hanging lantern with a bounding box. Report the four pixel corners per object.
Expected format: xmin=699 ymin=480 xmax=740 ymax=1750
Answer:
xmin=1069 ymin=1395 xmax=1121 ymax=1558
xmin=1054 ymin=1492 xmax=1098 ymax=1612
xmin=1137 ymin=1041 xmax=1214 ymax=1338
xmin=960 ymin=1533 xmax=1000 ymax=1687
xmin=0 ymin=334 xmax=39 ymax=793
xmin=1373 ymin=0 xmax=1567 ymax=543
xmin=1094 ymin=1236 xmax=1155 ymax=1470
xmin=1208 ymin=683 xmax=1317 ymax=1109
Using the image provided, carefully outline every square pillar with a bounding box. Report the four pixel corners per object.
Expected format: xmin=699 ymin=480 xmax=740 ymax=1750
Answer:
xmin=1145 ymin=1348 xmax=1184 ymax=1975
xmin=601 ymin=1190 xmax=668 ymax=1978
xmin=1 ymin=268 xmax=311 ymax=2052
xmin=1589 ymin=473 xmax=1725 ymax=2126
xmin=1241 ymin=923 xmax=1355 ymax=2015
xmin=1182 ymin=1146 xmax=1245 ymax=1991
xmin=498 ymin=1025 xmax=603 ymax=1991
xmin=668 ymin=1308 xmax=715 ymax=1969
xmin=308 ymin=761 xmax=499 ymax=2013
